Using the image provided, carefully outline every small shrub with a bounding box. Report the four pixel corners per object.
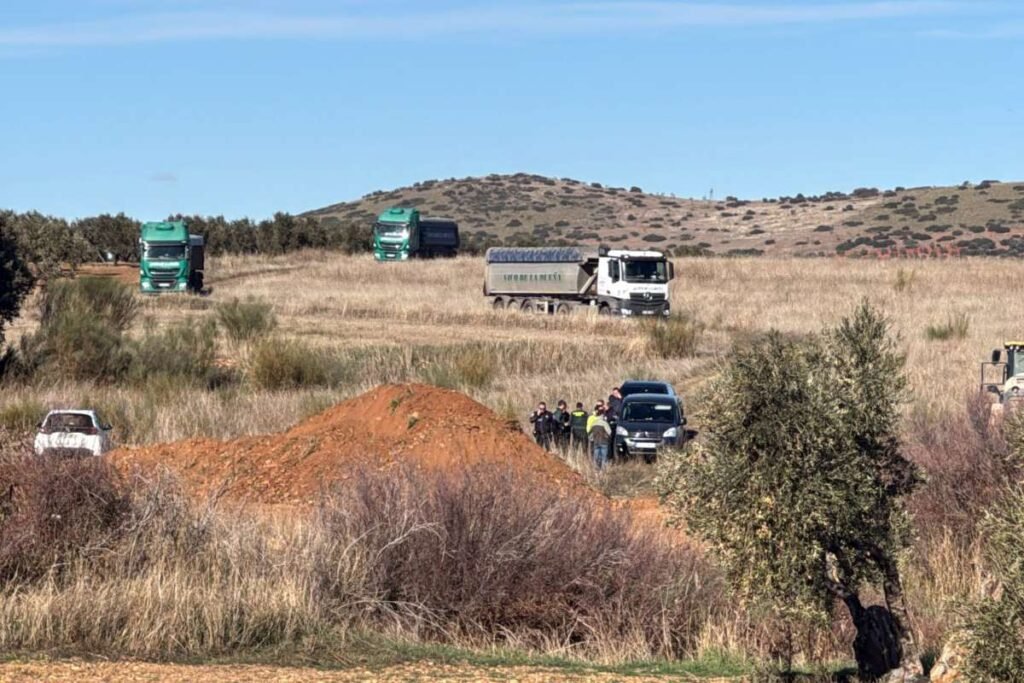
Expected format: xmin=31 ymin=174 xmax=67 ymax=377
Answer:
xmin=418 ymin=347 xmax=496 ymax=390
xmin=130 ymin=318 xmax=218 ymax=385
xmin=41 ymin=277 xmax=137 ymax=333
xmin=893 ymin=268 xmax=917 ymax=293
xmin=215 ymin=298 xmax=277 ymax=343
xmin=925 ymin=313 xmax=970 ymax=341
xmin=249 ymin=339 xmax=351 ymax=389
xmin=18 ymin=278 xmax=138 ymax=382
xmin=645 ymin=312 xmax=705 ymax=359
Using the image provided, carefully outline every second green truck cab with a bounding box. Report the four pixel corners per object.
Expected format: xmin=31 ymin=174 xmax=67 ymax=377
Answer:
xmin=373 ymin=207 xmax=459 ymax=261
xmin=139 ymin=221 xmax=205 ymax=293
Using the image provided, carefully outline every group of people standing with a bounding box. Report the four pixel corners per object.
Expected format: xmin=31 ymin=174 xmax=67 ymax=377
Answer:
xmin=529 ymin=388 xmax=624 ymax=469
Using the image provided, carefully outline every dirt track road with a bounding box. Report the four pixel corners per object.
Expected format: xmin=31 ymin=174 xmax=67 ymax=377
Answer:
xmin=0 ymin=661 xmax=741 ymax=682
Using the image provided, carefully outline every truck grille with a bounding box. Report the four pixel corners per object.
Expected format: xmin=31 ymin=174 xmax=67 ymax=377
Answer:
xmin=150 ymin=270 xmax=179 ymax=285
xmin=379 ymin=243 xmax=402 ymax=253
xmin=627 ymin=292 xmax=669 ymax=314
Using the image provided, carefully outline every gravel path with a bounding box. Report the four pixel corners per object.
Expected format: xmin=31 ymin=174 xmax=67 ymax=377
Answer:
xmin=0 ymin=661 xmax=742 ymax=682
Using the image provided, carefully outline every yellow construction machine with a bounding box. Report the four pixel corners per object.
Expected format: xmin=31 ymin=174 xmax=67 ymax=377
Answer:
xmin=981 ymin=342 xmax=1024 ymax=402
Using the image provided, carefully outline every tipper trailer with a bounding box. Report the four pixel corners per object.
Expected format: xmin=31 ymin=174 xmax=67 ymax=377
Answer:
xmin=484 ymin=246 xmax=674 ymax=316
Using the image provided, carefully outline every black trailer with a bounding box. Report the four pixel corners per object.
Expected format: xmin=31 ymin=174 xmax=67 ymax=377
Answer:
xmin=416 ymin=218 xmax=459 ymax=258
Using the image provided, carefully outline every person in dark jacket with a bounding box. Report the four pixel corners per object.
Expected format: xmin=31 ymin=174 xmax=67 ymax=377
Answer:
xmin=606 ymin=388 xmax=623 ymax=458
xmin=552 ymin=400 xmax=571 ymax=450
xmin=529 ymin=402 xmax=556 ymax=450
xmin=569 ymin=402 xmax=589 ymax=450
xmin=607 ymin=387 xmax=624 ymax=420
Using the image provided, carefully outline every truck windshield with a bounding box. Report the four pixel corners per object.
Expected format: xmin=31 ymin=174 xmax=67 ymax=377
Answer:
xmin=144 ymin=244 xmax=186 ymax=260
xmin=624 ymin=260 xmax=668 ymax=283
xmin=375 ymin=222 xmax=408 ymax=237
xmin=622 ymin=402 xmax=678 ymax=423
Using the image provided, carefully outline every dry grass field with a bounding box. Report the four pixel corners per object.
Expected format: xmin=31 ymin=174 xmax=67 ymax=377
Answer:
xmin=4 ymin=252 xmax=1018 ymax=443
xmin=0 ymin=252 xmax=1018 ymax=678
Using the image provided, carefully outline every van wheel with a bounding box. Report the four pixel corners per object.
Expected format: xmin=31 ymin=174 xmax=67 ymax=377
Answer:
xmin=492 ymin=298 xmax=505 ymax=310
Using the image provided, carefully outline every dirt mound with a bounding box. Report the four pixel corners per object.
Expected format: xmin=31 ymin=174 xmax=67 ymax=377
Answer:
xmin=111 ymin=384 xmax=586 ymax=505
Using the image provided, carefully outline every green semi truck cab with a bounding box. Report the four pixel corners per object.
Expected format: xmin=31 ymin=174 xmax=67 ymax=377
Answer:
xmin=373 ymin=207 xmax=459 ymax=261
xmin=139 ymin=221 xmax=205 ymax=293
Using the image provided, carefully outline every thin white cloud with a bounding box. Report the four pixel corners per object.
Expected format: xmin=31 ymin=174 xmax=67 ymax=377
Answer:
xmin=0 ymin=2 xmax=977 ymax=48
xmin=149 ymin=171 xmax=178 ymax=184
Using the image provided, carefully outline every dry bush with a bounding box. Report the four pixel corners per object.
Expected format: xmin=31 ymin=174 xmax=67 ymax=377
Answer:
xmin=215 ymin=297 xmax=277 ymax=343
xmin=0 ymin=453 xmax=132 ymax=585
xmin=249 ymin=338 xmax=353 ymax=390
xmin=924 ymin=312 xmax=970 ymax=341
xmin=0 ymin=473 xmax=326 ymax=657
xmin=318 ymin=463 xmax=720 ymax=659
xmin=905 ymin=393 xmax=1015 ymax=541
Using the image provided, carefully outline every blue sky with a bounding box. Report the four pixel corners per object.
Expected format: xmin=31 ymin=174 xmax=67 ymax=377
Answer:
xmin=1 ymin=1 xmax=1022 ymax=219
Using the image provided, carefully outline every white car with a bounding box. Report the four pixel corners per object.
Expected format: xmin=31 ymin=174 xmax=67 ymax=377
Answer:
xmin=33 ymin=410 xmax=113 ymax=458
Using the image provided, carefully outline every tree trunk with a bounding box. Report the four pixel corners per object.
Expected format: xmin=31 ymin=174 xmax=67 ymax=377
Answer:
xmin=842 ymin=592 xmax=903 ymax=680
xmin=876 ymin=553 xmax=924 ymax=678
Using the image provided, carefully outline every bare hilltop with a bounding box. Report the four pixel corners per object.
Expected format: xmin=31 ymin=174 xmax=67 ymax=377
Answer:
xmin=307 ymin=173 xmax=1024 ymax=257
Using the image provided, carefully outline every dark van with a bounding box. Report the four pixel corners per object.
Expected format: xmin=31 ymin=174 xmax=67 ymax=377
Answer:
xmin=613 ymin=393 xmax=685 ymax=463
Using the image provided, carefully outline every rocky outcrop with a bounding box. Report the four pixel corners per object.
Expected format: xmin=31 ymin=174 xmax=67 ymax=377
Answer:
xmin=930 ymin=637 xmax=967 ymax=683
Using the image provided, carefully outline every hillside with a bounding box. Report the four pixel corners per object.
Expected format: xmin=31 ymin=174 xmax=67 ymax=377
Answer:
xmin=307 ymin=174 xmax=1024 ymax=257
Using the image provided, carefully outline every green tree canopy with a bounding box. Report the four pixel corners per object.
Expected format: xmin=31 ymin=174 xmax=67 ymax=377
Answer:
xmin=660 ymin=302 xmax=922 ymax=679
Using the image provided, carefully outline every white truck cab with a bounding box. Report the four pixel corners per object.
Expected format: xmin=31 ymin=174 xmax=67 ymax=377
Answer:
xmin=595 ymin=249 xmax=674 ymax=316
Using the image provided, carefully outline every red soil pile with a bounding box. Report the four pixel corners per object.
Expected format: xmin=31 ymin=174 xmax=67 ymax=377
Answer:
xmin=110 ymin=384 xmax=587 ymax=505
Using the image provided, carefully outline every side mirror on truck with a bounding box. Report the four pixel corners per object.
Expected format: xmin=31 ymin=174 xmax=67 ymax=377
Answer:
xmin=993 ymin=349 xmax=1003 ymax=363
xmin=668 ymin=261 xmax=675 ymax=281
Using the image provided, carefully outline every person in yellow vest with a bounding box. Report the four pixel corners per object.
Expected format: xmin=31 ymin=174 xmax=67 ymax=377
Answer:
xmin=588 ymin=406 xmax=612 ymax=470
xmin=586 ymin=400 xmax=605 ymax=433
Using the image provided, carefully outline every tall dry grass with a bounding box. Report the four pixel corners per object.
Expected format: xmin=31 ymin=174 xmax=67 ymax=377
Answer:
xmin=0 ymin=451 xmax=724 ymax=663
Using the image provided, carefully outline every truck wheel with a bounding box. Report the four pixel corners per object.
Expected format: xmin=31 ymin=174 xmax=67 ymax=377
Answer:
xmin=521 ymin=299 xmax=535 ymax=313
xmin=555 ymin=303 xmax=572 ymax=316
xmin=598 ymin=304 xmax=611 ymax=316
xmin=492 ymin=298 xmax=505 ymax=310
xmin=506 ymin=299 xmax=519 ymax=311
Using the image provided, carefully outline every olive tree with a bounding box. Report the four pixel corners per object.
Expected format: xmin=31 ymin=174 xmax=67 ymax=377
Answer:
xmin=660 ymin=302 xmax=922 ymax=679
